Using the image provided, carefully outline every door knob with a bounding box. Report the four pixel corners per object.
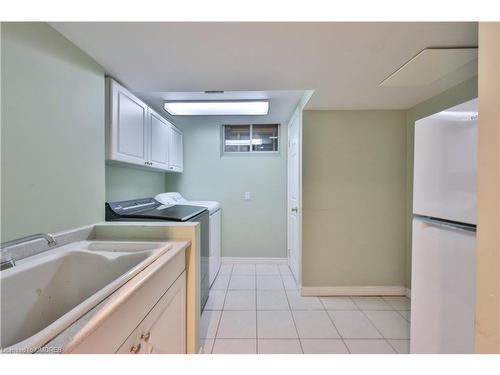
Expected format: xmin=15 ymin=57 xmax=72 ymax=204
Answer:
xmin=130 ymin=343 xmax=141 ymax=354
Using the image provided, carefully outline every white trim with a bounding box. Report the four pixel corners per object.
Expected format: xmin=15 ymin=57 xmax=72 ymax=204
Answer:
xmin=300 ymin=286 xmax=407 ymax=296
xmin=405 ymin=288 xmax=411 ymax=298
xmin=221 ymin=257 xmax=288 ymax=264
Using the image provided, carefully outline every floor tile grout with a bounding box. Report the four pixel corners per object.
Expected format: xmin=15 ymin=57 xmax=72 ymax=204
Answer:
xmin=281 ymin=265 xmax=304 ymax=354
xmin=212 ymin=263 xmax=233 ymax=353
xmin=206 ymin=262 xmax=410 ymax=354
xmin=322 ymin=297 xmax=350 ymax=353
xmin=356 ymin=304 xmax=397 ymax=354
xmin=255 ymin=264 xmax=258 ymax=353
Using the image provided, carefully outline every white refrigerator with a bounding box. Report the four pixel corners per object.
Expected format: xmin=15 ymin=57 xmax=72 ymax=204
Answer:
xmin=410 ymin=98 xmax=478 ymax=354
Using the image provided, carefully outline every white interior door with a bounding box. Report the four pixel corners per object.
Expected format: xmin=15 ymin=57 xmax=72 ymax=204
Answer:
xmin=288 ymin=111 xmax=300 ymax=283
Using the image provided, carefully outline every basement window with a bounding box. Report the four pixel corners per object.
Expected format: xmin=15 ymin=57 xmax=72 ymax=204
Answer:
xmin=223 ymin=124 xmax=279 ymax=153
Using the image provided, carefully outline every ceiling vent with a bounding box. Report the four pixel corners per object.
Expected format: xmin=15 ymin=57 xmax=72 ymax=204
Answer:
xmin=380 ymin=47 xmax=477 ymax=87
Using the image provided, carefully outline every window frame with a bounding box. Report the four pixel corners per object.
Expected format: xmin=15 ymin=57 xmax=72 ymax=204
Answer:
xmin=221 ymin=123 xmax=281 ymax=155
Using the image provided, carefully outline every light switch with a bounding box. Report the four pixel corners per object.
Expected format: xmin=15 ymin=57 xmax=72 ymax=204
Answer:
xmin=244 ymin=192 xmax=251 ymax=201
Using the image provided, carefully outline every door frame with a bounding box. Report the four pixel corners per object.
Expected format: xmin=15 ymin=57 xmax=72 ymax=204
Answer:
xmin=286 ymin=91 xmax=313 ymax=288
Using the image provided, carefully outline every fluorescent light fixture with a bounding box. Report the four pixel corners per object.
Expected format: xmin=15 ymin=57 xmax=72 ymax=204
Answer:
xmin=164 ymin=100 xmax=269 ymax=116
xmin=225 ymin=139 xmax=266 ymax=146
xmin=225 ymin=140 xmax=251 ymax=146
xmin=439 ymin=111 xmax=479 ymax=121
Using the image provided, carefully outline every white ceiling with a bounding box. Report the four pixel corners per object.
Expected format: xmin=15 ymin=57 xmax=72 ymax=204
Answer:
xmin=50 ymin=22 xmax=478 ymax=110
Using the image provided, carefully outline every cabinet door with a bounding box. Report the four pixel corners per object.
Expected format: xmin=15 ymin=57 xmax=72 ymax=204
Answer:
xmin=168 ymin=125 xmax=183 ymax=172
xmin=108 ymin=79 xmax=148 ymax=166
xmin=149 ymin=110 xmax=170 ymax=170
xmin=116 ymin=271 xmax=186 ymax=354
xmin=115 ymin=330 xmax=148 ymax=354
xmin=144 ymin=271 xmax=186 ymax=354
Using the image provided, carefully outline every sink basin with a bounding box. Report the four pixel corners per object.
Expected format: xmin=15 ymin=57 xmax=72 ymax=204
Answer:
xmin=1 ymin=241 xmax=171 ymax=351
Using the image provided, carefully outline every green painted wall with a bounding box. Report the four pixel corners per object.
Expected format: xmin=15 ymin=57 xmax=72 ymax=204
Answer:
xmin=0 ymin=23 xmax=166 ymax=241
xmin=301 ymin=79 xmax=478 ymax=289
xmin=105 ymin=164 xmax=166 ymax=202
xmin=1 ymin=22 xmax=105 ymax=242
xmin=165 ymin=118 xmax=287 ymax=258
xmin=404 ymin=76 xmax=478 ymax=287
xmin=302 ymin=110 xmax=407 ymax=287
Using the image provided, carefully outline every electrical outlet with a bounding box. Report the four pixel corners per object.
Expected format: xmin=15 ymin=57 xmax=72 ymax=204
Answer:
xmin=244 ymin=192 xmax=251 ymax=201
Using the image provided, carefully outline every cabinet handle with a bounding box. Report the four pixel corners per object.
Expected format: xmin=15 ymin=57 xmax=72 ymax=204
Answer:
xmin=140 ymin=332 xmax=151 ymax=341
xmin=130 ymin=343 xmax=141 ymax=354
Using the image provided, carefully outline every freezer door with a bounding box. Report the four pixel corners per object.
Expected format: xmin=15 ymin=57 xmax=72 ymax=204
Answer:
xmin=410 ymin=217 xmax=476 ymax=353
xmin=413 ymin=98 xmax=477 ymax=224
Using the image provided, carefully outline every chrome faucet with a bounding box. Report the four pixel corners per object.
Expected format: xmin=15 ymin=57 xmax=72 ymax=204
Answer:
xmin=0 ymin=254 xmax=16 ymax=271
xmin=0 ymin=233 xmax=57 ymax=270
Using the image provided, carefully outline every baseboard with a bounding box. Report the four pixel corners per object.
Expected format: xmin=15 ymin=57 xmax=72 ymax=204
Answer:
xmin=300 ymin=285 xmax=407 ymax=296
xmin=222 ymin=257 xmax=288 ymax=264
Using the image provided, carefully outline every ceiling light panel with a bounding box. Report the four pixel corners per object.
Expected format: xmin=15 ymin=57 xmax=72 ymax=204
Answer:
xmin=164 ymin=100 xmax=269 ymax=116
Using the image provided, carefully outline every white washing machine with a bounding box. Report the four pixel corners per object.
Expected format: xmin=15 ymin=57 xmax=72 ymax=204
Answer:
xmin=155 ymin=192 xmax=221 ymax=286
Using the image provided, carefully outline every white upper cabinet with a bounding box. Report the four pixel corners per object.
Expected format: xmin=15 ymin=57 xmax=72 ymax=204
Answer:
xmin=168 ymin=125 xmax=183 ymax=173
xmin=106 ymin=78 xmax=183 ymax=173
xmin=107 ymin=78 xmax=148 ymax=166
xmin=149 ymin=110 xmax=170 ymax=170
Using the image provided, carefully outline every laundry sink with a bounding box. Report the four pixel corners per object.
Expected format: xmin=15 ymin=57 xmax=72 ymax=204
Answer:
xmin=0 ymin=241 xmax=171 ymax=351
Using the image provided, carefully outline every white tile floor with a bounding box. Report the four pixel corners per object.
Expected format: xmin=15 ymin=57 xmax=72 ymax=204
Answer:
xmin=201 ymin=262 xmax=411 ymax=354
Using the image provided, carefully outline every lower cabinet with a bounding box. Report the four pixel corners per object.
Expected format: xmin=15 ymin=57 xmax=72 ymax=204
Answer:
xmin=116 ymin=271 xmax=186 ymax=354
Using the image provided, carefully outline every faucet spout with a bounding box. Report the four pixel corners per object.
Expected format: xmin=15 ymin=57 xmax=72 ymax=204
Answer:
xmin=0 ymin=233 xmax=58 ymax=250
xmin=0 ymin=256 xmax=15 ymax=271
xmin=0 ymin=233 xmax=58 ymax=270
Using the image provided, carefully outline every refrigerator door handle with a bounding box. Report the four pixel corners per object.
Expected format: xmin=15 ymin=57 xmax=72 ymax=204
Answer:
xmin=414 ymin=215 xmax=476 ymax=233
